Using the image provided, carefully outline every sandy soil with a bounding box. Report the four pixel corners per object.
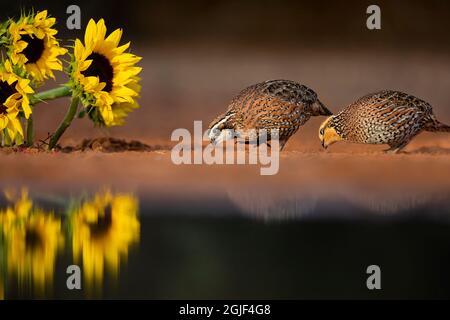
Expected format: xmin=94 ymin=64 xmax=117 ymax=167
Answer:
xmin=1 ymin=132 xmax=449 ymax=192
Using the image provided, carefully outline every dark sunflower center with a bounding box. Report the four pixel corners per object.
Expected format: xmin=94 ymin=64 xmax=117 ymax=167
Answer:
xmin=25 ymin=228 xmax=43 ymax=250
xmin=0 ymin=80 xmax=18 ymax=114
xmin=89 ymin=204 xmax=113 ymax=238
xmin=81 ymin=53 xmax=114 ymax=92
xmin=21 ymin=35 xmax=45 ymax=64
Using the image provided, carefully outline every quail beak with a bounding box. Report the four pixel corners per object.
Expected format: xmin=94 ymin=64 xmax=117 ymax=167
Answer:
xmin=321 ymin=140 xmax=327 ymax=149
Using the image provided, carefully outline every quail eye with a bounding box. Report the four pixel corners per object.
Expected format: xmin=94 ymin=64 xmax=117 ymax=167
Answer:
xmin=319 ymin=128 xmax=325 ymax=135
xmin=218 ymin=123 xmax=225 ymax=130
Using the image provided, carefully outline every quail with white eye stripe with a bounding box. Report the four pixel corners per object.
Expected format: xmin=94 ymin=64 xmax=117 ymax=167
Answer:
xmin=208 ymin=80 xmax=332 ymax=150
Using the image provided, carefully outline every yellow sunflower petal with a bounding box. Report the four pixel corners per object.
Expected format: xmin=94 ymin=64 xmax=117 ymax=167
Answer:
xmin=34 ymin=10 xmax=48 ymax=22
xmin=96 ymin=19 xmax=107 ymax=42
xmin=85 ymin=19 xmax=97 ymax=49
xmin=105 ymin=29 xmax=123 ymax=47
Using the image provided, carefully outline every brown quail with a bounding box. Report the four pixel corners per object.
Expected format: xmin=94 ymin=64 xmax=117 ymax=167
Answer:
xmin=319 ymin=90 xmax=450 ymax=153
xmin=208 ymin=80 xmax=332 ymax=150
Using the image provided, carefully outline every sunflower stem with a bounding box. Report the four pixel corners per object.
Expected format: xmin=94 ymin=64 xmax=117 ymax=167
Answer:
xmin=31 ymin=86 xmax=72 ymax=105
xmin=48 ymin=96 xmax=80 ymax=150
xmin=26 ymin=116 xmax=34 ymax=147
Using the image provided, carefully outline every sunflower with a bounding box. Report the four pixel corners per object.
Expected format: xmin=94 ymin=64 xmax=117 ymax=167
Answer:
xmin=0 ymin=190 xmax=28 ymax=299
xmin=70 ymin=19 xmax=142 ymax=127
xmin=0 ymin=60 xmax=34 ymax=145
xmin=6 ymin=212 xmax=64 ymax=293
xmin=71 ymin=191 xmax=140 ymax=289
xmin=7 ymin=10 xmax=67 ymax=82
xmin=0 ymin=190 xmax=64 ymax=293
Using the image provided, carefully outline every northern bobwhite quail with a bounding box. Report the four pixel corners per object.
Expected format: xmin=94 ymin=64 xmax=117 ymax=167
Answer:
xmin=208 ymin=80 xmax=332 ymax=150
xmin=319 ymin=90 xmax=450 ymax=153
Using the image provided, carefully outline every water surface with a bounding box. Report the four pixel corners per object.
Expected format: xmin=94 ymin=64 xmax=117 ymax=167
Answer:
xmin=1 ymin=188 xmax=450 ymax=299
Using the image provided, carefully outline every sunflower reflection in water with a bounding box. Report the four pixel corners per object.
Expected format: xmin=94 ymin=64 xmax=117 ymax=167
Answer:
xmin=0 ymin=190 xmax=64 ymax=295
xmin=71 ymin=191 xmax=140 ymax=290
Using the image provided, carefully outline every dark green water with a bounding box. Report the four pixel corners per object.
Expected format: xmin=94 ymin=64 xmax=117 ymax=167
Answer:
xmin=2 ymin=190 xmax=450 ymax=299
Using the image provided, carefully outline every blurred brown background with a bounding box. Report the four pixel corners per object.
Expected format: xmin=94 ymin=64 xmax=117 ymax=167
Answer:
xmin=2 ymin=0 xmax=450 ymax=149
xmin=4 ymin=0 xmax=450 ymax=48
